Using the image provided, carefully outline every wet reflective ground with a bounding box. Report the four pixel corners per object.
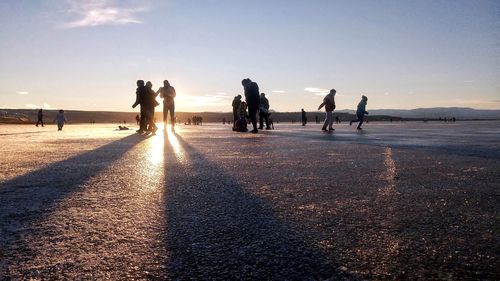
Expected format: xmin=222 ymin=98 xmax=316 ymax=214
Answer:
xmin=0 ymin=121 xmax=498 ymax=280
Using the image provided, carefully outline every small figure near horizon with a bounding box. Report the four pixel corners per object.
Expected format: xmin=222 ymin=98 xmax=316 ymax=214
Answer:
xmin=335 ymin=116 xmax=341 ymax=124
xmin=35 ymin=108 xmax=44 ymax=127
xmin=222 ymin=117 xmax=226 ymax=125
xmin=350 ymin=95 xmax=369 ymax=130
xmin=232 ymin=95 xmax=242 ymax=126
xmin=55 ymin=109 xmax=67 ymax=131
xmin=301 ymin=108 xmax=307 ymax=126
xmin=241 ymin=78 xmax=260 ymax=133
xmin=132 ymin=80 xmax=148 ymax=133
xmin=259 ymin=93 xmax=271 ymax=130
xmin=268 ymin=117 xmax=274 ymax=129
xmin=315 ymin=115 xmax=319 ymax=124
xmin=135 ymin=114 xmax=140 ymax=125
xmin=318 ymin=89 xmax=336 ymax=131
xmin=157 ymin=80 xmax=176 ymax=130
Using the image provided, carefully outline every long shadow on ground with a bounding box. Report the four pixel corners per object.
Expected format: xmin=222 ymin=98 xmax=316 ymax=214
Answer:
xmin=0 ymin=134 xmax=146 ymax=277
xmin=162 ymin=132 xmax=358 ymax=280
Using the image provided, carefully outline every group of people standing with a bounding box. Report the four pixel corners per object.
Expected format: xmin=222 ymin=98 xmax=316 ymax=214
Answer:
xmin=232 ymin=78 xmax=272 ymax=133
xmin=132 ymin=79 xmax=176 ymax=135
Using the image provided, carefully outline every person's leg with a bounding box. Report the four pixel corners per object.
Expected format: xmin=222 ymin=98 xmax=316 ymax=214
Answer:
xmin=169 ymin=103 xmax=175 ymax=128
xmin=357 ymin=114 xmax=364 ymax=129
xmin=41 ymin=119 xmax=44 ymax=127
xmin=350 ymin=118 xmax=360 ymax=126
xmin=265 ymin=114 xmax=270 ymax=129
xmin=163 ymin=103 xmax=168 ymax=127
xmin=259 ymin=112 xmax=264 ymax=129
xmin=140 ymin=107 xmax=147 ymax=131
xmin=328 ymin=112 xmax=334 ymax=130
xmin=249 ymin=106 xmax=258 ymax=132
xmin=322 ymin=112 xmax=329 ymax=130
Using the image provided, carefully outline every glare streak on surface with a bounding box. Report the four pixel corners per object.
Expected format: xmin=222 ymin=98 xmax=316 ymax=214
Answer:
xmin=164 ymin=126 xmax=186 ymax=163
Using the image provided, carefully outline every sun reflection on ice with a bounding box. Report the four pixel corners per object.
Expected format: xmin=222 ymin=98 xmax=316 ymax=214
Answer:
xmin=164 ymin=126 xmax=186 ymax=163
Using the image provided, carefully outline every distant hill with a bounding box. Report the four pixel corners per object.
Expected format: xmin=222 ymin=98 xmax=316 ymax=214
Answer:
xmin=337 ymin=107 xmax=500 ymax=120
xmin=0 ymin=107 xmax=498 ymax=124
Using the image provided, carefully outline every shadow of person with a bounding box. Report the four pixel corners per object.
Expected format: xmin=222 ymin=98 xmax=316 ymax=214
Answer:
xmin=0 ymin=134 xmax=146 ymax=277
xmin=161 ymin=132 xmax=357 ymax=280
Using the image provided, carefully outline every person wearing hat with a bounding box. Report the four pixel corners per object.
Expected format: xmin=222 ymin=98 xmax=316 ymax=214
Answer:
xmin=241 ymin=78 xmax=260 ymax=133
xmin=350 ymin=95 xmax=369 ymax=130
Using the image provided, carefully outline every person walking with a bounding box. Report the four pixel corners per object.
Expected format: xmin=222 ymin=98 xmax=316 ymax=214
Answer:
xmin=301 ymin=108 xmax=307 ymax=126
xmin=241 ymin=78 xmax=260 ymax=133
xmin=350 ymin=95 xmax=369 ymax=130
xmin=258 ymin=93 xmax=271 ymax=130
xmin=157 ymin=80 xmax=176 ymax=130
xmin=132 ymin=80 xmax=148 ymax=133
xmin=318 ymin=89 xmax=337 ymax=131
xmin=145 ymin=81 xmax=159 ymax=134
xmin=232 ymin=95 xmax=242 ymax=125
xmin=55 ymin=109 xmax=67 ymax=131
xmin=35 ymin=108 xmax=44 ymax=127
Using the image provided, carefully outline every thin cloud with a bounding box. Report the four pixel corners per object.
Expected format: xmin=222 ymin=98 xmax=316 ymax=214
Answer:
xmin=272 ymin=90 xmax=285 ymax=94
xmin=17 ymin=91 xmax=29 ymax=95
xmin=384 ymin=92 xmax=390 ymax=96
xmin=25 ymin=103 xmax=52 ymax=109
xmin=62 ymin=0 xmax=146 ymax=28
xmin=305 ymin=87 xmax=329 ymax=96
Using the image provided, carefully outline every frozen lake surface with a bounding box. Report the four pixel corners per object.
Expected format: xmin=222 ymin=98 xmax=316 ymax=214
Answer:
xmin=1 ymin=121 xmax=499 ymax=279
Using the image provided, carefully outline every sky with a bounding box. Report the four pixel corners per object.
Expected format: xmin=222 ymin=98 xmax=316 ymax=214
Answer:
xmin=0 ymin=0 xmax=499 ymax=112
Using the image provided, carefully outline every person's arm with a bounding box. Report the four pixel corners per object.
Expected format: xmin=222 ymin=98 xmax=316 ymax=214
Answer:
xmin=171 ymin=87 xmax=176 ymax=98
xmin=318 ymin=101 xmax=325 ymax=110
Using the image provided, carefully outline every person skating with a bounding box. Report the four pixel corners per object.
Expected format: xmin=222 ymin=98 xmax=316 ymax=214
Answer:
xmin=301 ymin=108 xmax=307 ymax=126
xmin=132 ymin=80 xmax=148 ymax=133
xmin=317 ymin=89 xmax=336 ymax=131
xmin=241 ymin=78 xmax=260 ymax=133
xmin=157 ymin=80 xmax=176 ymax=130
xmin=258 ymin=93 xmax=271 ymax=130
xmin=350 ymin=95 xmax=369 ymax=130
xmin=35 ymin=108 xmax=44 ymax=127
xmin=55 ymin=109 xmax=67 ymax=131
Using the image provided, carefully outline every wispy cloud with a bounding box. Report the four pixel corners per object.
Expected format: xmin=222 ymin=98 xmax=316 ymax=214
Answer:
xmin=272 ymin=90 xmax=285 ymax=94
xmin=17 ymin=91 xmax=29 ymax=95
xmin=384 ymin=92 xmax=390 ymax=96
xmin=25 ymin=103 xmax=52 ymax=109
xmin=454 ymin=99 xmax=500 ymax=105
xmin=62 ymin=0 xmax=146 ymax=28
xmin=177 ymin=93 xmax=231 ymax=108
xmin=305 ymin=87 xmax=329 ymax=96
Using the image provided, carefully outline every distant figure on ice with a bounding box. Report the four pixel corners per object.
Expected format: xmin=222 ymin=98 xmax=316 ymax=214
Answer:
xmin=35 ymin=108 xmax=44 ymax=127
xmin=317 ymin=89 xmax=336 ymax=131
xmin=241 ymin=78 xmax=260 ymax=133
xmin=157 ymin=80 xmax=176 ymax=130
xmin=259 ymin=93 xmax=271 ymax=130
xmin=55 ymin=110 xmax=67 ymax=131
xmin=232 ymin=95 xmax=242 ymax=125
xmin=301 ymin=108 xmax=307 ymax=126
xmin=135 ymin=114 xmax=140 ymax=125
xmin=315 ymin=115 xmax=319 ymax=124
xmin=335 ymin=116 xmax=341 ymax=124
xmin=350 ymin=95 xmax=369 ymax=130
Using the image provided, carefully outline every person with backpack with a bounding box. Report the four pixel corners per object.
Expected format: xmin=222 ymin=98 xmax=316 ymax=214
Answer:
xmin=317 ymin=89 xmax=337 ymax=132
xmin=241 ymin=78 xmax=260 ymax=133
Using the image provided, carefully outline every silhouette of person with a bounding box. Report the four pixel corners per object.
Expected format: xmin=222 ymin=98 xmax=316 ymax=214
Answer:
xmin=315 ymin=115 xmax=319 ymax=124
xmin=233 ymin=101 xmax=249 ymax=132
xmin=35 ymin=108 xmax=44 ymax=127
xmin=259 ymin=93 xmax=271 ymax=130
xmin=157 ymin=80 xmax=176 ymax=130
xmin=132 ymin=80 xmax=148 ymax=133
xmin=318 ymin=89 xmax=336 ymax=131
xmin=55 ymin=109 xmax=67 ymax=131
xmin=145 ymin=81 xmax=159 ymax=134
xmin=350 ymin=95 xmax=369 ymax=130
xmin=301 ymin=108 xmax=307 ymax=126
xmin=232 ymin=95 xmax=242 ymax=125
xmin=135 ymin=114 xmax=140 ymax=125
xmin=241 ymin=78 xmax=260 ymax=133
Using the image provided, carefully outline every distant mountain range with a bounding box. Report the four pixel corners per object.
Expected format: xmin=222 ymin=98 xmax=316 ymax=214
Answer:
xmin=0 ymin=107 xmax=499 ymax=124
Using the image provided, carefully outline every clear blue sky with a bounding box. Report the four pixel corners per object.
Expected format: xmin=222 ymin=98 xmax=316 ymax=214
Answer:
xmin=1 ymin=0 xmax=499 ymax=112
